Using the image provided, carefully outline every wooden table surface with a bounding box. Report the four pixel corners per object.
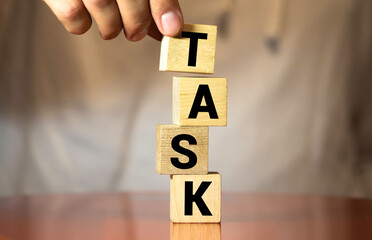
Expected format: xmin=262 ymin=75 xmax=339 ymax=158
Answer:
xmin=0 ymin=192 xmax=371 ymax=240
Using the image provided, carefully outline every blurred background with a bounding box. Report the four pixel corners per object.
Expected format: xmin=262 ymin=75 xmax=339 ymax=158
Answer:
xmin=0 ymin=0 xmax=371 ymax=197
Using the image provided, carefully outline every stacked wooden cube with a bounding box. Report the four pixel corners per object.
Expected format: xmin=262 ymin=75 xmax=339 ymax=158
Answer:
xmin=156 ymin=24 xmax=227 ymax=223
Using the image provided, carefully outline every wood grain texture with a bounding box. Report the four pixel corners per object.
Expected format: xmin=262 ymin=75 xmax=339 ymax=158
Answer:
xmin=156 ymin=125 xmax=208 ymax=175
xmin=159 ymin=24 xmax=217 ymax=74
xmin=173 ymin=77 xmax=227 ymax=126
xmin=170 ymin=173 xmax=221 ymax=223
xmin=170 ymin=223 xmax=221 ymax=240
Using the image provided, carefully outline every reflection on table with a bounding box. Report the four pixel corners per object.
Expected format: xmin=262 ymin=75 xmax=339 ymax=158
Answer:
xmin=0 ymin=193 xmax=371 ymax=240
xmin=171 ymin=222 xmax=221 ymax=240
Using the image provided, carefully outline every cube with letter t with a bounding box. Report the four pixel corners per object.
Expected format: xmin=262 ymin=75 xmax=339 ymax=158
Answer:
xmin=159 ymin=24 xmax=217 ymax=74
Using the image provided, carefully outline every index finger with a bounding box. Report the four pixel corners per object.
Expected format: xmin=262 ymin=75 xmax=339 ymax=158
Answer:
xmin=43 ymin=0 xmax=92 ymax=34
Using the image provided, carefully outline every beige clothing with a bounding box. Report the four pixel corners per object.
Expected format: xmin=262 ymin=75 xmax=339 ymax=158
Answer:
xmin=0 ymin=0 xmax=371 ymax=197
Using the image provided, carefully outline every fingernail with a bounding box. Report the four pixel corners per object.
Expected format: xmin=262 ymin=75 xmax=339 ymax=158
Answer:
xmin=161 ymin=11 xmax=182 ymax=36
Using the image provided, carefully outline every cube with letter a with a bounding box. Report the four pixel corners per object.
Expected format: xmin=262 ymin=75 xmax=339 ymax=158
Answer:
xmin=159 ymin=24 xmax=217 ymax=74
xmin=173 ymin=77 xmax=227 ymax=126
xmin=170 ymin=173 xmax=221 ymax=223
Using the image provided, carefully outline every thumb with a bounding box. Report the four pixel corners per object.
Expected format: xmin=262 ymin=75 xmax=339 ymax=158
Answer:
xmin=149 ymin=0 xmax=184 ymax=37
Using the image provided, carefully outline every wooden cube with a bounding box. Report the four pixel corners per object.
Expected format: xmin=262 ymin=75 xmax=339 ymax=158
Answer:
xmin=170 ymin=173 xmax=221 ymax=223
xmin=159 ymin=24 xmax=217 ymax=74
xmin=170 ymin=223 xmax=221 ymax=240
xmin=156 ymin=125 xmax=208 ymax=175
xmin=173 ymin=77 xmax=227 ymax=126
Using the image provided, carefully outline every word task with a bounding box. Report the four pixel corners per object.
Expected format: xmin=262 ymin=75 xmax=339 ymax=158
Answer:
xmin=156 ymin=23 xmax=227 ymax=223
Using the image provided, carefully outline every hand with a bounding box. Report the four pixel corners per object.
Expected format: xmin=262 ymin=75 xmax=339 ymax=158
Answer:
xmin=43 ymin=0 xmax=184 ymax=41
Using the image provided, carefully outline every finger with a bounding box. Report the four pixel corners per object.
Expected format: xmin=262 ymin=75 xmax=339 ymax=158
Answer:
xmin=116 ymin=0 xmax=152 ymax=41
xmin=43 ymin=0 xmax=92 ymax=34
xmin=82 ymin=0 xmax=122 ymax=40
xmin=149 ymin=0 xmax=183 ymax=37
xmin=147 ymin=20 xmax=162 ymax=41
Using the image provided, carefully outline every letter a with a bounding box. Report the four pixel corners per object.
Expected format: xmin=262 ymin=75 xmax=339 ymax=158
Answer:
xmin=188 ymin=85 xmax=218 ymax=119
